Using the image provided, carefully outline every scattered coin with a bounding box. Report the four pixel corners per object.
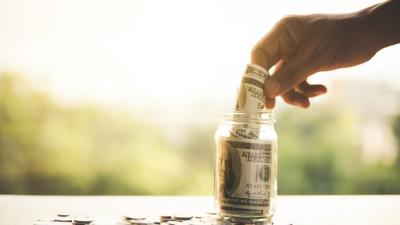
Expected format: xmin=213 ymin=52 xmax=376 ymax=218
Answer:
xmin=130 ymin=220 xmax=158 ymax=225
xmin=173 ymin=215 xmax=193 ymax=221
xmin=54 ymin=216 xmax=73 ymax=222
xmin=124 ymin=216 xmax=147 ymax=221
xmin=123 ymin=216 xmax=132 ymax=221
xmin=160 ymin=215 xmax=172 ymax=222
xmin=36 ymin=212 xmax=282 ymax=225
xmin=57 ymin=212 xmax=71 ymax=217
xmin=73 ymin=217 xmax=94 ymax=225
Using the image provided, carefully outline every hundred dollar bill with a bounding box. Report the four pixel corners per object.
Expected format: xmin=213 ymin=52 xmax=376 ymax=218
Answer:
xmin=232 ymin=64 xmax=270 ymax=140
xmin=236 ymin=64 xmax=269 ymax=111
xmin=216 ymin=136 xmax=274 ymax=211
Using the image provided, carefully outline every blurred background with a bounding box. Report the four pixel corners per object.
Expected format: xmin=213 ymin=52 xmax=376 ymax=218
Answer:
xmin=0 ymin=0 xmax=399 ymax=195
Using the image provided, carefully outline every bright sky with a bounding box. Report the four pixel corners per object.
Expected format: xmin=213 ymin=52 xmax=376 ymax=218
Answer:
xmin=0 ymin=0 xmax=398 ymax=116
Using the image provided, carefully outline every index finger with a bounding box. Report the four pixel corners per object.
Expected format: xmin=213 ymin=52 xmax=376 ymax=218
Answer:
xmin=251 ymin=30 xmax=281 ymax=70
xmin=251 ymin=16 xmax=301 ymax=70
xmin=252 ymin=25 xmax=284 ymax=108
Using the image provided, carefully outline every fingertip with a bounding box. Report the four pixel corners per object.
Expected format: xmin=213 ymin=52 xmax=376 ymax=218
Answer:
xmin=316 ymin=84 xmax=328 ymax=94
xmin=297 ymin=82 xmax=328 ymax=97
xmin=265 ymin=80 xmax=282 ymax=98
xmin=302 ymin=100 xmax=310 ymax=108
xmin=292 ymin=99 xmax=310 ymax=108
xmin=282 ymin=90 xmax=310 ymax=108
xmin=320 ymin=85 xmax=328 ymax=94
xmin=311 ymin=88 xmax=327 ymax=97
xmin=264 ymin=97 xmax=276 ymax=109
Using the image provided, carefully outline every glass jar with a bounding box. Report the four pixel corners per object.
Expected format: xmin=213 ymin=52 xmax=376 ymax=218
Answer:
xmin=214 ymin=110 xmax=277 ymax=223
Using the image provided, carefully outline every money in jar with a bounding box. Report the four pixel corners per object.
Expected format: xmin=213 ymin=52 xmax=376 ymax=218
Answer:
xmin=214 ymin=64 xmax=278 ymax=223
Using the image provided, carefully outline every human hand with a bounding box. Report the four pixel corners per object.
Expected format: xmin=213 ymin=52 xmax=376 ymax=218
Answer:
xmin=252 ymin=13 xmax=382 ymax=108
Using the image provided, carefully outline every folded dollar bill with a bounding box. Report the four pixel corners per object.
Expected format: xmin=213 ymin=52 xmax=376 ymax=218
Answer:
xmin=236 ymin=64 xmax=270 ymax=111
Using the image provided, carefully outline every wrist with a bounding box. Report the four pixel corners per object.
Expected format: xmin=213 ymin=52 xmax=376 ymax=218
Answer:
xmin=358 ymin=0 xmax=400 ymax=50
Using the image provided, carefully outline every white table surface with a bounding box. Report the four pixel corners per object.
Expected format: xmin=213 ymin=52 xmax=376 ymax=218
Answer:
xmin=0 ymin=195 xmax=399 ymax=225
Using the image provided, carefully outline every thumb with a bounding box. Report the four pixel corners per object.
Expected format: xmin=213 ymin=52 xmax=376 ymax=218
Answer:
xmin=265 ymin=60 xmax=312 ymax=97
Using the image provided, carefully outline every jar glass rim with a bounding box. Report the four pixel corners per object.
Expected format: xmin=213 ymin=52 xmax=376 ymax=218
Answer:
xmin=219 ymin=109 xmax=275 ymax=124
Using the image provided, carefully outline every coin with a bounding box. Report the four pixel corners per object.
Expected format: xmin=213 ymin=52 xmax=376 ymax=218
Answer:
xmin=160 ymin=215 xmax=173 ymax=222
xmin=130 ymin=220 xmax=157 ymax=225
xmin=57 ymin=212 xmax=71 ymax=217
xmin=124 ymin=216 xmax=147 ymax=221
xmin=54 ymin=216 xmax=73 ymax=222
xmin=73 ymin=217 xmax=93 ymax=225
xmin=173 ymin=215 xmax=193 ymax=221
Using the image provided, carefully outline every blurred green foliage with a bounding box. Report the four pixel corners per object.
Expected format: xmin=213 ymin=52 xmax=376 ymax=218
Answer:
xmin=277 ymin=108 xmax=400 ymax=194
xmin=0 ymin=74 xmax=399 ymax=195
xmin=0 ymin=74 xmax=213 ymax=195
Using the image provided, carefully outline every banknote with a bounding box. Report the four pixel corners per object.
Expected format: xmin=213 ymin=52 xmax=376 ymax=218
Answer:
xmin=236 ymin=64 xmax=269 ymax=111
xmin=217 ymin=137 xmax=273 ymax=211
xmin=231 ymin=64 xmax=270 ymax=140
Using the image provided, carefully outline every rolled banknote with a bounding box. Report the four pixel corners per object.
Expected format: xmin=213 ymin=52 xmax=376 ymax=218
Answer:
xmin=231 ymin=64 xmax=270 ymax=140
xmin=236 ymin=64 xmax=270 ymax=111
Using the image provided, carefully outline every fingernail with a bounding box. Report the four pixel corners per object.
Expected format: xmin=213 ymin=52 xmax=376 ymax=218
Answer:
xmin=265 ymin=80 xmax=282 ymax=97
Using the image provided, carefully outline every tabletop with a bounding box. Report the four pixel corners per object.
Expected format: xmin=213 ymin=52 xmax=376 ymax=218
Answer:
xmin=0 ymin=195 xmax=399 ymax=225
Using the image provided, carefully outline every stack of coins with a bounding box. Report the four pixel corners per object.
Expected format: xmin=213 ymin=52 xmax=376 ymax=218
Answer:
xmin=54 ymin=215 xmax=73 ymax=223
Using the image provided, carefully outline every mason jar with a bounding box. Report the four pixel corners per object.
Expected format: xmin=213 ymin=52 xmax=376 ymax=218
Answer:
xmin=214 ymin=110 xmax=277 ymax=223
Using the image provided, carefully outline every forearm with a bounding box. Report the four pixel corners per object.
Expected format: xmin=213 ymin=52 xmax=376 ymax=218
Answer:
xmin=359 ymin=0 xmax=400 ymax=50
